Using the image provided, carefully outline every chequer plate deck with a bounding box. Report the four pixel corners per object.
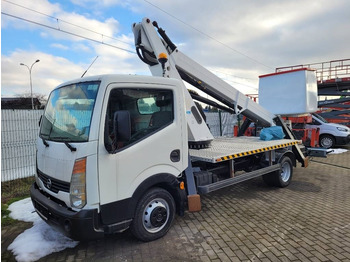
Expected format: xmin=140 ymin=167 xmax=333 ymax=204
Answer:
xmin=189 ymin=137 xmax=298 ymax=163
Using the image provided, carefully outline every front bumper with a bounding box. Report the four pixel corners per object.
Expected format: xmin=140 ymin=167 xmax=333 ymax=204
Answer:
xmin=335 ymin=135 xmax=350 ymax=145
xmin=30 ymin=182 xmax=104 ymax=241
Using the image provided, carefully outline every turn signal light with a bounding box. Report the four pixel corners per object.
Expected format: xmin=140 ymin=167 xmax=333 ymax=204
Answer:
xmin=179 ymin=181 xmax=185 ymax=190
xmin=70 ymin=158 xmax=87 ymax=209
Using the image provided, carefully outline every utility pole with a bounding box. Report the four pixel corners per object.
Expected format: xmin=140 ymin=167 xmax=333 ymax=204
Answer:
xmin=20 ymin=59 xmax=40 ymax=110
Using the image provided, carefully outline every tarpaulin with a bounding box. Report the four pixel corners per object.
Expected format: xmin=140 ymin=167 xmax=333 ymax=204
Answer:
xmin=260 ymin=126 xmax=285 ymax=141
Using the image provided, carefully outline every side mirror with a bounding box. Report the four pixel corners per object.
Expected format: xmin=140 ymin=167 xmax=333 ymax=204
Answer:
xmin=113 ymin=110 xmax=131 ymax=144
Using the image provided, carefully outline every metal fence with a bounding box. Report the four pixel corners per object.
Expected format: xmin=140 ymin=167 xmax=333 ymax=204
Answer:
xmin=1 ymin=110 xmax=236 ymax=183
xmin=205 ymin=112 xmax=237 ymax=137
xmin=1 ymin=110 xmax=43 ymax=182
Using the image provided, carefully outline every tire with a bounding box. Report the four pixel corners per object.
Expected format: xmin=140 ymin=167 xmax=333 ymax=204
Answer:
xmin=319 ymin=135 xmax=335 ymax=149
xmin=262 ymin=172 xmax=275 ymax=186
xmin=263 ymin=156 xmax=293 ymax=188
xmin=130 ymin=187 xmax=175 ymax=242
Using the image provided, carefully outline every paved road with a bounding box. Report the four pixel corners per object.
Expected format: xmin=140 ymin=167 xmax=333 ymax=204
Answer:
xmin=36 ymin=148 xmax=350 ymax=261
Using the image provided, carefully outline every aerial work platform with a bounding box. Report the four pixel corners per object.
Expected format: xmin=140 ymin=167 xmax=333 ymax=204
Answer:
xmin=189 ymin=137 xmax=299 ymax=163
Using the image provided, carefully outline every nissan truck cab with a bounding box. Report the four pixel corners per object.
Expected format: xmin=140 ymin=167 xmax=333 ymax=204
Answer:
xmin=306 ymin=113 xmax=350 ymax=148
xmin=31 ymin=75 xmax=188 ymax=241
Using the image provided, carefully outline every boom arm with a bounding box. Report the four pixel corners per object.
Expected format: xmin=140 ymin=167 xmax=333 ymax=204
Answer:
xmin=171 ymin=50 xmax=276 ymax=126
xmin=133 ymin=18 xmax=307 ymax=166
xmin=132 ymin=18 xmax=276 ymax=145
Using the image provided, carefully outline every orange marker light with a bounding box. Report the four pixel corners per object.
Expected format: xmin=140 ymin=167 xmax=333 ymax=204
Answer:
xmin=179 ymin=181 xmax=185 ymax=190
xmin=158 ymin=53 xmax=168 ymax=76
xmin=158 ymin=53 xmax=168 ymax=64
xmin=73 ymin=158 xmax=86 ymax=174
xmin=158 ymin=52 xmax=167 ymax=60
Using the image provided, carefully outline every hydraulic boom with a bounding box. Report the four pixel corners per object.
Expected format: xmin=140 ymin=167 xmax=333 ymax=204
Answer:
xmin=132 ymin=18 xmax=276 ymax=130
xmin=132 ymin=18 xmax=308 ymax=165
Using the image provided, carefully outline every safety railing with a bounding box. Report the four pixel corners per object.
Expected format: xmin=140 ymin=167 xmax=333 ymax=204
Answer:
xmin=276 ymin=58 xmax=350 ymax=83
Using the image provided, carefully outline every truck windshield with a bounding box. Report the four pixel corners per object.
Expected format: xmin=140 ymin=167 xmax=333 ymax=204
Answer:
xmin=40 ymin=81 xmax=100 ymax=142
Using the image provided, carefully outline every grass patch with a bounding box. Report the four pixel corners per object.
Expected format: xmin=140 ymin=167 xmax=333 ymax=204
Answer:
xmin=1 ymin=196 xmax=30 ymax=226
xmin=1 ymin=177 xmax=34 ymax=226
xmin=2 ymin=203 xmax=16 ymax=226
xmin=1 ymin=176 xmax=34 ymax=203
xmin=1 ymin=177 xmax=35 ymax=261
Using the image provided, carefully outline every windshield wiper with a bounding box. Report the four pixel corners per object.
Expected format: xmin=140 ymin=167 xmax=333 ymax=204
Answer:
xmin=65 ymin=142 xmax=77 ymax=152
xmin=49 ymin=136 xmax=77 ymax=152
xmin=42 ymin=137 xmax=49 ymax=147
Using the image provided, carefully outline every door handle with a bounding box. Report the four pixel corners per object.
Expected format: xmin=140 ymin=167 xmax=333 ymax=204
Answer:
xmin=170 ymin=149 xmax=180 ymax=162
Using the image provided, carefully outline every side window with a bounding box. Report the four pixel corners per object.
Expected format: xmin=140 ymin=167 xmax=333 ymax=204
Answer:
xmin=104 ymin=88 xmax=174 ymax=152
xmin=137 ymin=97 xmax=160 ymax=114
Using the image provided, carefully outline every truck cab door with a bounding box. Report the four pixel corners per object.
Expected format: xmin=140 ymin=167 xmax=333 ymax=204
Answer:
xmin=97 ymin=81 xmax=187 ymax=224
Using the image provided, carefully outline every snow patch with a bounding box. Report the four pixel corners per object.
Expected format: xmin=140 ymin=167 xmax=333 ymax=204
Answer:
xmin=7 ymin=198 xmax=79 ymax=262
xmin=328 ymin=148 xmax=348 ymax=154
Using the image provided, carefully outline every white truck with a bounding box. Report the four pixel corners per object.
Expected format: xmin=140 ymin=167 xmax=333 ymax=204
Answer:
xmin=31 ymin=18 xmax=317 ymax=242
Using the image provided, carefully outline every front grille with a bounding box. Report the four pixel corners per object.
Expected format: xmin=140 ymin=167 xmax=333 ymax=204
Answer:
xmin=37 ymin=169 xmax=70 ymax=193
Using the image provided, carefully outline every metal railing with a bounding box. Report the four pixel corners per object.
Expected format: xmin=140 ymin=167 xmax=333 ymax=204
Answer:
xmin=276 ymin=58 xmax=350 ymax=83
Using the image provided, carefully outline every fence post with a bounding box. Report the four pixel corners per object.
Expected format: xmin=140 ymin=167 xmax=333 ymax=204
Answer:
xmin=234 ymin=126 xmax=238 ymax=137
xmin=219 ymin=110 xmax=222 ymax=136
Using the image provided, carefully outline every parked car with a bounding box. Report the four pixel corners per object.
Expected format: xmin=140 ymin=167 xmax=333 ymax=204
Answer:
xmin=306 ymin=113 xmax=350 ymax=148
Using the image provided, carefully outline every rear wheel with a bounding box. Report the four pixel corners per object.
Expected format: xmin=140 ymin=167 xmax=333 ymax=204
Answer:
xmin=131 ymin=187 xmax=175 ymax=242
xmin=263 ymin=156 xmax=293 ymax=187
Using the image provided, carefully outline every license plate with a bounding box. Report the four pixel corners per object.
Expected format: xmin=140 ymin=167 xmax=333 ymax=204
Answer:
xmin=34 ymin=201 xmax=49 ymax=221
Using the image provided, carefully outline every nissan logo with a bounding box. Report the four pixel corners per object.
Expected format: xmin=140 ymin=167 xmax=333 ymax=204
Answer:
xmin=47 ymin=179 xmax=52 ymax=189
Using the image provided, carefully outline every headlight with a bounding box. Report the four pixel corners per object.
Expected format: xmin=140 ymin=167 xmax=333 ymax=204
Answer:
xmin=70 ymin=158 xmax=86 ymax=209
xmin=336 ymin=127 xmax=348 ymax=132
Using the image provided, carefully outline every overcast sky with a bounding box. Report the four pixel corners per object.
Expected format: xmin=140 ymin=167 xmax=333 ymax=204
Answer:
xmin=2 ymin=0 xmax=350 ymax=98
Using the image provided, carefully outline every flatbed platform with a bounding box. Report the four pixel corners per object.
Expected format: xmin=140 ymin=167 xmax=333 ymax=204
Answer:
xmin=189 ymin=137 xmax=299 ymax=163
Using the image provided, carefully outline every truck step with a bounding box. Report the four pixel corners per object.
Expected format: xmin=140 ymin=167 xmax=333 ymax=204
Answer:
xmin=197 ymin=164 xmax=281 ymax=194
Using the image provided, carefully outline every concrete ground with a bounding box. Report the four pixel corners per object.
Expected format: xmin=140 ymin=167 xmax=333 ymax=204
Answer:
xmin=3 ymin=145 xmax=350 ymax=262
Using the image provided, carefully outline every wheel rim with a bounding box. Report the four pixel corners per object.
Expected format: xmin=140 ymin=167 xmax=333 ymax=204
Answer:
xmin=321 ymin=137 xmax=333 ymax=148
xmin=280 ymin=161 xmax=291 ymax=182
xmin=142 ymin=198 xmax=169 ymax=233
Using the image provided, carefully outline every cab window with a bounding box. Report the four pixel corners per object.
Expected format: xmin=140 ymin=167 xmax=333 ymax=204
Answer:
xmin=104 ymin=88 xmax=174 ymax=152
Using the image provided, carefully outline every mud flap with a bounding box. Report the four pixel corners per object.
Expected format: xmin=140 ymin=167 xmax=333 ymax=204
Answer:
xmin=187 ymin=194 xmax=201 ymax=212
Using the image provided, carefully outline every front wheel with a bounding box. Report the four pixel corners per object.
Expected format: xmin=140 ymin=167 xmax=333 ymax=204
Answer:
xmin=319 ymin=134 xmax=335 ymax=149
xmin=131 ymin=187 xmax=175 ymax=242
xmin=263 ymin=156 xmax=293 ymax=188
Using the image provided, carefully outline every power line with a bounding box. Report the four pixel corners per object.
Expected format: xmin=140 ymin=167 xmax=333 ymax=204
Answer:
xmin=4 ymin=0 xmax=272 ymax=70
xmin=219 ymin=77 xmax=258 ymax=91
xmin=210 ymin=69 xmax=257 ymax=81
xmin=2 ymin=0 xmax=132 ymax=46
xmin=3 ymin=12 xmax=257 ymax=91
xmin=208 ymin=70 xmax=258 ymax=90
xmin=143 ymin=0 xmax=273 ymax=70
xmin=1 ymin=12 xmax=136 ymax=54
xmin=2 ymin=0 xmax=57 ymax=19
